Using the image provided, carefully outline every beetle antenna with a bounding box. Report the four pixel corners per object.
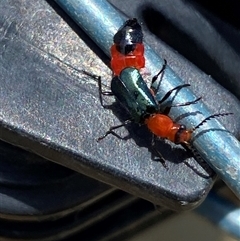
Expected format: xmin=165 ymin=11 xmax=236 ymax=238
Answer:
xmin=192 ymin=113 xmax=233 ymax=132
xmin=182 ymin=143 xmax=215 ymax=177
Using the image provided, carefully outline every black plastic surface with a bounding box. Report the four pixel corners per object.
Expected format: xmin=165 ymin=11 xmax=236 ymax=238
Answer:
xmin=0 ymin=0 xmax=239 ymax=211
xmin=0 ymin=140 xmax=112 ymax=219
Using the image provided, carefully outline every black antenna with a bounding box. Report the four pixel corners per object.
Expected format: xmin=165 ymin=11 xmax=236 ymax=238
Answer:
xmin=182 ymin=143 xmax=215 ymax=178
xmin=192 ymin=113 xmax=233 ymax=132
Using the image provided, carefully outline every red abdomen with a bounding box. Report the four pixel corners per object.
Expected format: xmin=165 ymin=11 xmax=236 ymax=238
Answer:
xmin=111 ymin=43 xmax=145 ymax=76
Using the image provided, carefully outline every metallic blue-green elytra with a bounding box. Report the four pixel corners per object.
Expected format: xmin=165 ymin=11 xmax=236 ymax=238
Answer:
xmin=111 ymin=67 xmax=158 ymax=122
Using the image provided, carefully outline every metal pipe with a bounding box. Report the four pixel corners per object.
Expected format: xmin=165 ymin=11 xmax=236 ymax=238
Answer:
xmin=55 ymin=0 xmax=240 ymax=199
xmin=196 ymin=191 xmax=240 ymax=239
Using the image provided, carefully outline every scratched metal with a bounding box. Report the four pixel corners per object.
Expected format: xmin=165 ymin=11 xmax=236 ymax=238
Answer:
xmin=0 ymin=0 xmax=239 ymax=213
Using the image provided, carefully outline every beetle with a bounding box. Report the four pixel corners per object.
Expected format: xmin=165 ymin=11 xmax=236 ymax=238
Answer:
xmin=97 ymin=64 xmax=232 ymax=166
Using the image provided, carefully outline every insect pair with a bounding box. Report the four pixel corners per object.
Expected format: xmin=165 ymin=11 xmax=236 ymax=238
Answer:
xmin=86 ymin=18 xmax=232 ymax=167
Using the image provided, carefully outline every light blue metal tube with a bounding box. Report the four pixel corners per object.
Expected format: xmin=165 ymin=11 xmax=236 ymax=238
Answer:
xmin=196 ymin=191 xmax=240 ymax=239
xmin=55 ymin=0 xmax=240 ymax=199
